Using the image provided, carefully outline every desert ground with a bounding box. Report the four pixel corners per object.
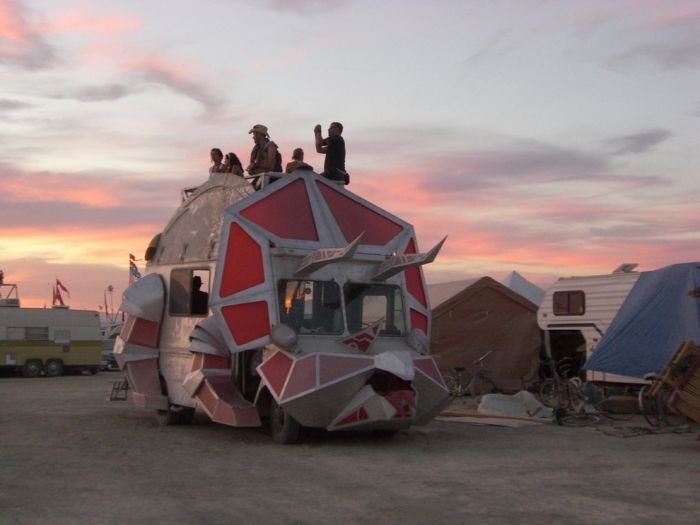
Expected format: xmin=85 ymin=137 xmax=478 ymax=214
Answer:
xmin=1 ymin=373 xmax=698 ymax=525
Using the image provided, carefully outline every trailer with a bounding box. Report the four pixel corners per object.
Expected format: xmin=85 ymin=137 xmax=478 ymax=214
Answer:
xmin=537 ymin=264 xmax=642 ymax=383
xmin=0 ymin=282 xmax=102 ymax=377
xmin=115 ymin=171 xmax=450 ymax=442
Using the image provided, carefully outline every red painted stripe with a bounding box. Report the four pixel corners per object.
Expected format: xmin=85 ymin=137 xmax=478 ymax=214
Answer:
xmin=410 ymin=308 xmax=428 ymax=334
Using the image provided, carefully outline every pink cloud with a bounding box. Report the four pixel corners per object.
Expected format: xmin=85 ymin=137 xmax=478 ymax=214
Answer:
xmin=0 ymin=0 xmax=54 ymax=68
xmin=37 ymin=11 xmax=141 ymax=34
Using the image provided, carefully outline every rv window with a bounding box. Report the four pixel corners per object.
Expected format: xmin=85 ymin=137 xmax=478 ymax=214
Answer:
xmin=553 ymin=291 xmax=585 ymax=316
xmin=6 ymin=327 xmax=25 ymax=340
xmin=278 ymin=280 xmax=344 ymax=335
xmin=169 ymin=269 xmax=210 ymax=317
xmin=25 ymin=327 xmax=49 ymax=341
xmin=344 ymin=283 xmax=405 ymax=336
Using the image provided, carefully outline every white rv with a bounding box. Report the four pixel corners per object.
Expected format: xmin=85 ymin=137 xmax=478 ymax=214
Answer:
xmin=0 ymin=282 xmax=102 ymax=377
xmin=537 ymin=265 xmax=641 ymax=383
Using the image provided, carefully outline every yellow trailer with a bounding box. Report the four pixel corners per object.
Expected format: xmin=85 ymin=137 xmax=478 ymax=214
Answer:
xmin=0 ymin=283 xmax=102 ymax=377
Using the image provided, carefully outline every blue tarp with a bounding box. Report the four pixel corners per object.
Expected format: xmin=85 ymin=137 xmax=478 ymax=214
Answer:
xmin=585 ymin=262 xmax=700 ymax=378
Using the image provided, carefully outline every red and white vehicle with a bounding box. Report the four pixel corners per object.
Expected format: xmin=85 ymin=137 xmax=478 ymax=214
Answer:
xmin=114 ymin=171 xmax=449 ymax=443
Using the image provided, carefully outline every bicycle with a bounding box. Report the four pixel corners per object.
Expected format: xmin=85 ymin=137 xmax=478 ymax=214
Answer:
xmin=538 ymin=357 xmax=580 ymax=409
xmin=445 ymin=350 xmax=497 ymax=399
xmin=638 ymin=374 xmax=688 ymax=428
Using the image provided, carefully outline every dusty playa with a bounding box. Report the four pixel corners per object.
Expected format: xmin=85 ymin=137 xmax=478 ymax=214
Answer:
xmin=1 ymin=374 xmax=698 ymax=524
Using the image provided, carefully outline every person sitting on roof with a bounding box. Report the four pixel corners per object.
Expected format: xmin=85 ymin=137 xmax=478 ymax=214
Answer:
xmin=285 ymin=147 xmax=313 ymax=173
xmin=209 ymin=148 xmax=226 ymax=176
xmin=314 ymin=122 xmax=348 ymax=184
xmin=224 ymin=152 xmax=244 ymax=176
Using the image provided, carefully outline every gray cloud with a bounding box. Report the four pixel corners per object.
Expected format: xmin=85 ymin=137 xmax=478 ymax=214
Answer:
xmin=0 ymin=0 xmax=56 ymax=70
xmin=132 ymin=66 xmax=225 ymax=116
xmin=73 ymin=84 xmax=134 ymax=102
xmin=605 ymin=128 xmax=672 ymax=155
xmin=606 ymin=11 xmax=700 ymax=71
xmin=255 ymin=0 xmax=350 ymax=14
xmin=0 ymin=98 xmax=33 ymax=110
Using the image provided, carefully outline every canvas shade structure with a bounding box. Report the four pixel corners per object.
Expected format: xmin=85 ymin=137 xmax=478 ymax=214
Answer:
xmin=585 ymin=262 xmax=700 ymax=378
xmin=429 ymin=277 xmax=542 ymax=392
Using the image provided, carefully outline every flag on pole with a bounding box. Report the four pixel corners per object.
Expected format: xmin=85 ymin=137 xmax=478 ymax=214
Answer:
xmin=53 ymin=278 xmax=69 ymax=306
xmin=129 ymin=253 xmax=142 ymax=284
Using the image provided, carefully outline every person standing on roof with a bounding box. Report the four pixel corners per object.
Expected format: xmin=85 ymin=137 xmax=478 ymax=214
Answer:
xmin=247 ymin=124 xmax=278 ymax=175
xmin=314 ymin=122 xmax=347 ymax=184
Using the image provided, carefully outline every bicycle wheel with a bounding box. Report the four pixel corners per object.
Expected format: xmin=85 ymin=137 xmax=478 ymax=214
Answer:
xmin=559 ymin=413 xmax=600 ymax=427
xmin=469 ymin=374 xmax=496 ymax=397
xmin=444 ymin=374 xmax=459 ymax=398
xmin=539 ymin=379 xmax=560 ymax=408
xmin=638 ymin=384 xmax=663 ymax=427
xmin=657 ymin=385 xmax=688 ymax=427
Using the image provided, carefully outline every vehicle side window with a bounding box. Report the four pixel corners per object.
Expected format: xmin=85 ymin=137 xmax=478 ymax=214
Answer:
xmin=553 ymin=290 xmax=585 ymax=316
xmin=169 ymin=269 xmax=210 ymax=316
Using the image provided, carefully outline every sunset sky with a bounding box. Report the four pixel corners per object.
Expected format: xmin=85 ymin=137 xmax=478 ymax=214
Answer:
xmin=1 ymin=0 xmax=699 ymax=311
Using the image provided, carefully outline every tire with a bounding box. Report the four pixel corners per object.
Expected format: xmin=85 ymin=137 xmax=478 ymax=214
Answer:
xmin=469 ymin=375 xmax=496 ymax=397
xmin=270 ymin=400 xmax=301 ymax=444
xmin=45 ymin=359 xmax=64 ymax=377
xmin=21 ymin=360 xmax=42 ymax=378
xmin=156 ymin=405 xmax=194 ymax=426
xmin=88 ymin=367 xmax=98 ymax=375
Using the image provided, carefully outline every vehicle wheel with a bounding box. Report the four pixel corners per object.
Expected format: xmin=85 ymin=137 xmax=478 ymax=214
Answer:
xmin=373 ymin=429 xmax=399 ymax=438
xmin=45 ymin=359 xmax=64 ymax=377
xmin=270 ymin=400 xmax=301 ymax=444
xmin=88 ymin=367 xmax=98 ymax=375
xmin=179 ymin=407 xmax=195 ymax=425
xmin=469 ymin=375 xmax=496 ymax=397
xmin=22 ymin=360 xmax=42 ymax=378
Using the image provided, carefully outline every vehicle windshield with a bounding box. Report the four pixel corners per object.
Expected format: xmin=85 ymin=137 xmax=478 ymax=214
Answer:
xmin=344 ymin=283 xmax=405 ymax=337
xmin=278 ymin=280 xmax=344 ymax=335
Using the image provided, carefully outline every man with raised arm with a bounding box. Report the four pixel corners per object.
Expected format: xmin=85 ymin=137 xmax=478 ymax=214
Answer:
xmin=314 ymin=122 xmax=347 ymax=184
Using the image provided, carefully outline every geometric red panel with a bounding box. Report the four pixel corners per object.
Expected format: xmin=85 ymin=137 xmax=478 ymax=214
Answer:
xmin=403 ymin=238 xmax=427 ymax=307
xmin=220 ymin=223 xmax=265 ymax=297
xmin=319 ymin=354 xmax=373 ymax=385
xmin=410 ymin=308 xmax=428 ymax=334
xmin=281 ymin=354 xmax=317 ymax=400
xmin=414 ymin=357 xmax=446 ymax=387
xmin=128 ymin=317 xmax=160 ymax=348
xmin=240 ymin=179 xmax=318 ymax=241
xmin=259 ymin=351 xmax=294 ymax=399
xmin=335 ymin=407 xmax=369 ymax=427
xmin=221 ymin=300 xmax=270 ymax=345
xmin=317 ymin=182 xmax=403 ymax=245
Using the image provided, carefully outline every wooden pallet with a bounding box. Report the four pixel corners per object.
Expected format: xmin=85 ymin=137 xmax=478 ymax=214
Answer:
xmin=661 ymin=341 xmax=700 ymax=424
xmin=108 ymin=376 xmax=130 ymax=401
xmin=650 ymin=341 xmax=700 ymax=397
